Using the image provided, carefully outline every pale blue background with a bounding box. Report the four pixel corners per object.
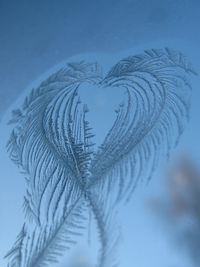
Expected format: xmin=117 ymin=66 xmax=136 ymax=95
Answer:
xmin=0 ymin=1 xmax=200 ymax=267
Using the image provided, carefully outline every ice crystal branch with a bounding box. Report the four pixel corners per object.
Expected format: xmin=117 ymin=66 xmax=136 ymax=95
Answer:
xmin=5 ymin=49 xmax=195 ymax=267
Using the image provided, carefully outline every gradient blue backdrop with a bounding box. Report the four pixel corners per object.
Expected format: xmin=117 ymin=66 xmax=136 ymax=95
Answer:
xmin=0 ymin=1 xmax=200 ymax=267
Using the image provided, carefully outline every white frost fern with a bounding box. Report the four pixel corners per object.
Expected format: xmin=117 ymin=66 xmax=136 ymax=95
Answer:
xmin=5 ymin=49 xmax=196 ymax=267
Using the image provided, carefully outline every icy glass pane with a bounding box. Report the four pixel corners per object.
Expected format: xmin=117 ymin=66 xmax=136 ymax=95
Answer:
xmin=0 ymin=2 xmax=200 ymax=267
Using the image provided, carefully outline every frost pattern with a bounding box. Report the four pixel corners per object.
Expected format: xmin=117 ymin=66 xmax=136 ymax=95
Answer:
xmin=5 ymin=49 xmax=195 ymax=267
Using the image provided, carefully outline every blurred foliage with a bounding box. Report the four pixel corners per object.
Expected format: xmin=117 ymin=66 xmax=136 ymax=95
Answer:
xmin=152 ymin=156 xmax=200 ymax=267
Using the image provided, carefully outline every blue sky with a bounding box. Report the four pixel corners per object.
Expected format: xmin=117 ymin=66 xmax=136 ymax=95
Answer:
xmin=0 ymin=1 xmax=200 ymax=267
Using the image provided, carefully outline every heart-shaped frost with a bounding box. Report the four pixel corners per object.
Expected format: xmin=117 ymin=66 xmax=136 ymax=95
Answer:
xmin=5 ymin=48 xmax=196 ymax=267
